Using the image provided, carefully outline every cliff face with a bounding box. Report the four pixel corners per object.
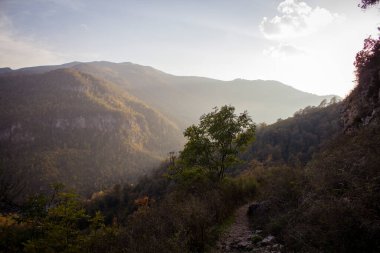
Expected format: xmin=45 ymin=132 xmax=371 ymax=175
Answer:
xmin=342 ymin=38 xmax=380 ymax=133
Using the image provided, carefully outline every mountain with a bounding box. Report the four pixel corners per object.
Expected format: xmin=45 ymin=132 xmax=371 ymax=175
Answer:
xmin=11 ymin=61 xmax=337 ymax=127
xmin=0 ymin=61 xmax=338 ymax=196
xmin=73 ymin=62 xmax=338 ymax=127
xmin=0 ymin=68 xmax=182 ymax=196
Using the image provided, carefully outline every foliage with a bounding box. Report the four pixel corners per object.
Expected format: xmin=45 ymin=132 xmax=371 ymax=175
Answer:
xmin=179 ymin=105 xmax=255 ymax=180
xmin=359 ymin=0 xmax=380 ymax=8
xmin=0 ymin=69 xmax=183 ymax=196
xmin=85 ymin=161 xmax=173 ymax=225
xmin=248 ymin=121 xmax=380 ymax=253
xmin=84 ymin=156 xmax=257 ymax=252
xmin=117 ymin=175 xmax=257 ymax=253
xmin=354 ymin=36 xmax=380 ymax=80
xmin=244 ymin=101 xmax=341 ymax=167
xmin=342 ymin=35 xmax=380 ymax=132
xmin=0 ymin=163 xmax=24 ymax=211
xmin=0 ymin=184 xmax=120 ymax=253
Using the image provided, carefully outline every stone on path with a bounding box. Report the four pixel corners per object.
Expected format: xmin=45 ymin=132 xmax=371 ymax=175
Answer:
xmin=213 ymin=202 xmax=283 ymax=253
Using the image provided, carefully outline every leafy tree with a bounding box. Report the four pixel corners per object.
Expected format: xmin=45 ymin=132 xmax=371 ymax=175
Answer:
xmin=354 ymin=36 xmax=380 ymax=79
xmin=359 ymin=0 xmax=379 ymax=8
xmin=179 ymin=105 xmax=255 ymax=180
xmin=0 ymin=165 xmax=24 ymax=211
xmin=21 ymin=185 xmax=91 ymax=253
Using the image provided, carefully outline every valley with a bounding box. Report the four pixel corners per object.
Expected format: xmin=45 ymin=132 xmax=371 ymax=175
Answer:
xmin=0 ymin=62 xmax=335 ymax=196
xmin=0 ymin=0 xmax=379 ymax=252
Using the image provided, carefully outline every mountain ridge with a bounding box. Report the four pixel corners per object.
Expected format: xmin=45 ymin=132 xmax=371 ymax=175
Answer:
xmin=67 ymin=61 xmax=338 ymax=125
xmin=3 ymin=61 xmax=337 ymax=97
xmin=2 ymin=61 xmax=338 ymax=126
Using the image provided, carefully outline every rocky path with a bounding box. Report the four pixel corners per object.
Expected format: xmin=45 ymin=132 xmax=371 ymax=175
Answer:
xmin=213 ymin=202 xmax=283 ymax=253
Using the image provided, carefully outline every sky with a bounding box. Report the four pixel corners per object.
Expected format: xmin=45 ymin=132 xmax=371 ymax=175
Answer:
xmin=0 ymin=0 xmax=379 ymax=97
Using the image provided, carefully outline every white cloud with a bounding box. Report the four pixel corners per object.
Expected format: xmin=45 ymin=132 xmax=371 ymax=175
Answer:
xmin=263 ymin=43 xmax=305 ymax=58
xmin=260 ymin=0 xmax=342 ymax=40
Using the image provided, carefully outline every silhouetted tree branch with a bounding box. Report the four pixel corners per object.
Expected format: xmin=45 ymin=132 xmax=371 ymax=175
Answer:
xmin=359 ymin=0 xmax=379 ymax=8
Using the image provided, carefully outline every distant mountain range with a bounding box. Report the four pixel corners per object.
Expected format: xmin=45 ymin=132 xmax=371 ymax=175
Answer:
xmin=0 ymin=61 xmax=338 ymax=196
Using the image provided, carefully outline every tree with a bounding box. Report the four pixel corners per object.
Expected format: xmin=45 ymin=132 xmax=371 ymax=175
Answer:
xmin=354 ymin=36 xmax=380 ymax=80
xmin=359 ymin=0 xmax=379 ymax=8
xmin=21 ymin=184 xmax=92 ymax=253
xmin=179 ymin=105 xmax=255 ymax=180
xmin=0 ymin=165 xmax=25 ymax=211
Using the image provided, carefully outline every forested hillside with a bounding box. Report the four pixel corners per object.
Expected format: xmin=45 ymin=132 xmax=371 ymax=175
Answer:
xmin=0 ymin=61 xmax=336 ymax=198
xmin=250 ymin=120 xmax=380 ymax=252
xmin=244 ymin=100 xmax=342 ymax=166
xmin=0 ymin=69 xmax=182 ymax=196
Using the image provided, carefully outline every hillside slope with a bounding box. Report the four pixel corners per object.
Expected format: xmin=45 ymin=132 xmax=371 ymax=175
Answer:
xmin=244 ymin=101 xmax=342 ymax=166
xmin=0 ymin=69 xmax=182 ymax=195
xmin=72 ymin=62 xmax=337 ymax=127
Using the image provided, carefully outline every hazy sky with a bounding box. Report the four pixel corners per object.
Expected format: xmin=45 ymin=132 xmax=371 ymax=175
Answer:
xmin=0 ymin=0 xmax=379 ymax=96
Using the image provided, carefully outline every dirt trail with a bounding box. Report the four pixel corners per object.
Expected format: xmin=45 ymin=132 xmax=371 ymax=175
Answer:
xmin=213 ymin=202 xmax=282 ymax=253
